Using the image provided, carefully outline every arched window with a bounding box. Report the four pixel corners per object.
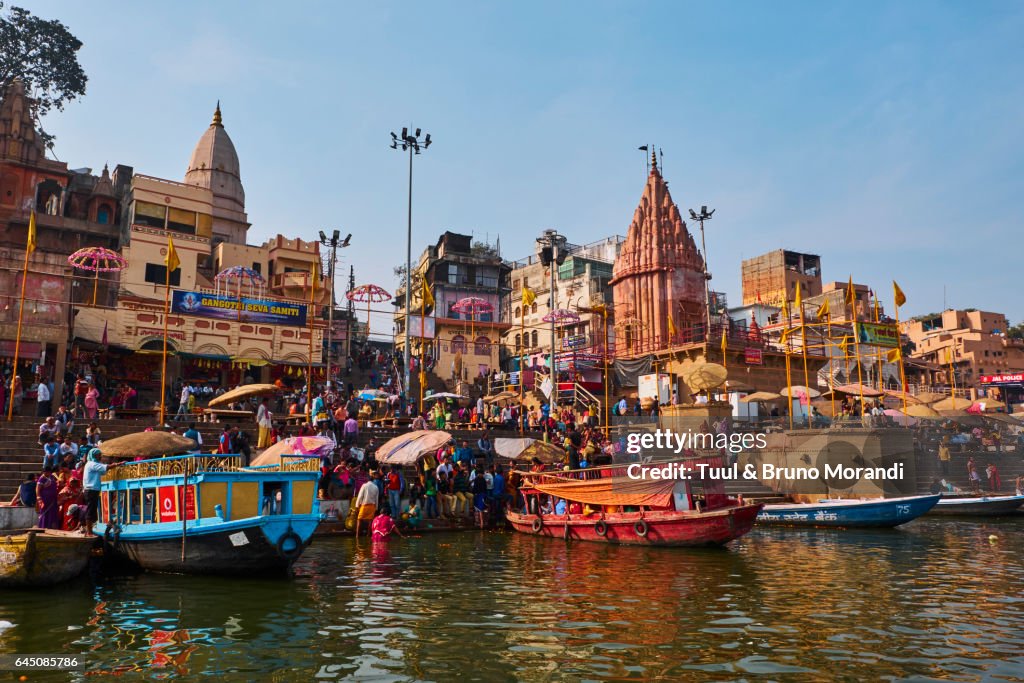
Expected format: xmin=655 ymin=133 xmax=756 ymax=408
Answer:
xmin=475 ymin=336 xmax=490 ymax=356
xmin=514 ymin=334 xmax=521 ymax=350
xmin=531 ymin=330 xmax=538 ymax=347
xmin=451 ymin=334 xmax=467 ymax=354
xmin=531 ymin=302 xmax=538 ymax=314
xmin=514 ymin=306 xmax=520 ymax=319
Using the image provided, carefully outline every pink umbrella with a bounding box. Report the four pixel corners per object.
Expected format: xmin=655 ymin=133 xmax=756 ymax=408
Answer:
xmin=452 ymin=296 xmax=494 ymax=338
xmin=215 ymin=265 xmax=267 ymax=320
xmin=346 ymin=284 xmax=392 ymax=337
xmin=68 ymin=247 xmax=127 ymax=306
xmin=542 ymin=308 xmax=580 ymax=324
xmin=250 ymin=436 xmax=335 ymax=467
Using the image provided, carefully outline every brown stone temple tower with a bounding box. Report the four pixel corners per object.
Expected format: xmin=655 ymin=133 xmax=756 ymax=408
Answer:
xmin=610 ymin=150 xmax=707 ymax=357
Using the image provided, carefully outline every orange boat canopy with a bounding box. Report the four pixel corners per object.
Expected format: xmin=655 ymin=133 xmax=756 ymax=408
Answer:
xmin=527 ymin=476 xmax=676 ymax=508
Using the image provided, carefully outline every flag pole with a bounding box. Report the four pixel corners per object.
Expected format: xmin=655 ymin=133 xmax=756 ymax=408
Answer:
xmin=158 ymin=263 xmax=172 ymax=427
xmin=306 ymin=256 xmax=317 ymax=420
xmin=796 ymin=284 xmax=812 ymax=427
xmin=826 ymin=306 xmax=835 ymax=420
xmin=782 ymin=295 xmax=794 ymax=430
xmin=893 ymin=287 xmax=908 ymax=414
xmin=874 ymin=294 xmax=884 ymax=393
xmin=848 ymin=278 xmax=866 ymax=414
xmin=8 ymin=211 xmax=35 ymax=421
xmin=518 ymin=301 xmax=525 ymax=434
xmin=419 ymin=282 xmax=426 ymax=416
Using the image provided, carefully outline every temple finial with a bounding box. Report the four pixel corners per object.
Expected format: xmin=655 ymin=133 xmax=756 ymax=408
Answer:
xmin=651 ymin=146 xmax=657 ymax=169
xmin=212 ymin=100 xmax=222 ymax=126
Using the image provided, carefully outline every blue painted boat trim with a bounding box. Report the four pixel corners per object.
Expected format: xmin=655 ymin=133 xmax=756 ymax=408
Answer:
xmin=756 ymin=494 xmax=940 ymax=528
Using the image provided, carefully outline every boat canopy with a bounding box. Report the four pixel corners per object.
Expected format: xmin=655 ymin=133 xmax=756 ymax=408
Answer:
xmin=528 ymin=476 xmax=676 ymax=508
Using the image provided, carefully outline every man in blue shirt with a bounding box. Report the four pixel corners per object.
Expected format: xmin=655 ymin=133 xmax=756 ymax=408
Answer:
xmin=454 ymin=440 xmax=475 ymax=468
xmin=490 ymin=465 xmax=505 ymax=511
xmin=83 ymin=448 xmax=113 ymax=531
xmin=42 ymin=435 xmax=61 ymax=470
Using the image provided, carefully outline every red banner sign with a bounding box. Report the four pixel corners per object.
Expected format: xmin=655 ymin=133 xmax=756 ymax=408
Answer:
xmin=157 ymin=486 xmax=178 ymax=523
xmin=744 ymin=348 xmax=763 ymax=365
xmin=980 ymin=373 xmax=1024 ymax=384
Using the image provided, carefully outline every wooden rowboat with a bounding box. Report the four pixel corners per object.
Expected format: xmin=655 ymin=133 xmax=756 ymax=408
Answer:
xmin=756 ymin=494 xmax=940 ymax=528
xmin=0 ymin=528 xmax=97 ymax=588
xmin=928 ymin=493 xmax=1024 ymax=516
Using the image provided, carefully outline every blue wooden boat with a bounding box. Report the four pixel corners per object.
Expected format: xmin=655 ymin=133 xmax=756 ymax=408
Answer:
xmin=756 ymin=493 xmax=940 ymax=528
xmin=928 ymin=493 xmax=1024 ymax=516
xmin=95 ymin=454 xmax=321 ymax=576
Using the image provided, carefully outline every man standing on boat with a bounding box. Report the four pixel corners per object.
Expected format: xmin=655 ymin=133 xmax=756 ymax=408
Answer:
xmin=82 ymin=449 xmax=113 ymax=534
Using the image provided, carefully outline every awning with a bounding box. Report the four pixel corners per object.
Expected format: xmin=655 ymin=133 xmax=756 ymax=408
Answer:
xmin=529 ymin=475 xmax=676 ymax=507
xmin=180 ymin=353 xmax=231 ymax=361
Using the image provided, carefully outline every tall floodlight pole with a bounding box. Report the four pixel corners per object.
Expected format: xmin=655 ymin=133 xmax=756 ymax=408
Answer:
xmin=689 ymin=206 xmax=715 ymax=339
xmin=318 ymin=230 xmax=351 ymax=388
xmin=391 ymin=127 xmax=432 ymax=403
xmin=537 ymin=229 xmax=566 ymax=396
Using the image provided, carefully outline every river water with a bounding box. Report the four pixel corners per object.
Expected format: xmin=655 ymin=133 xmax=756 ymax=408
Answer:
xmin=1 ymin=518 xmax=1022 ymax=681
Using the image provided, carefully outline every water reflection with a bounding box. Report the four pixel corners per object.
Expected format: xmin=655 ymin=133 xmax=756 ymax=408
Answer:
xmin=0 ymin=520 xmax=1020 ymax=681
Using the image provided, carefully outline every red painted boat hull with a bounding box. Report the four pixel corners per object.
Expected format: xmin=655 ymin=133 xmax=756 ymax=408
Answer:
xmin=506 ymin=503 xmax=763 ymax=547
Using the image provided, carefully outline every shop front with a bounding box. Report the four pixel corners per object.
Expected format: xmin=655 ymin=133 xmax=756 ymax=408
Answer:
xmin=979 ymin=373 xmax=1024 ymax=410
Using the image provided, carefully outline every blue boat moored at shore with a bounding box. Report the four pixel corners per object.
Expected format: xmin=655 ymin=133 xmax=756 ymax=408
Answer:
xmin=95 ymin=454 xmax=321 ymax=576
xmin=756 ymin=493 xmax=941 ymax=528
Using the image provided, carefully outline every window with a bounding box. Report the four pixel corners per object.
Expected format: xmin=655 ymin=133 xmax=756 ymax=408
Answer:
xmin=451 ymin=335 xmax=467 ymax=353
xmin=145 ymin=263 xmax=181 ymax=286
xmin=475 ymin=336 xmax=490 ymax=356
xmin=448 ymin=264 xmax=460 ymax=284
xmin=252 ymin=262 xmax=262 ymax=274
xmin=97 ymin=204 xmax=112 ymax=224
xmin=168 ymin=207 xmax=197 ymax=234
xmin=512 ymin=279 xmax=520 ymax=291
xmin=134 ymin=200 xmax=166 ymax=229
xmin=515 ymin=334 xmax=521 ymax=350
xmin=531 ymin=330 xmax=538 ymax=347
xmin=531 ymin=303 xmax=538 ymax=314
xmin=514 ymin=306 xmax=521 ymax=318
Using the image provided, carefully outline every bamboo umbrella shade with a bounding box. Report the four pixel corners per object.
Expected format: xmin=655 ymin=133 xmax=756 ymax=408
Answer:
xmin=68 ymin=247 xmax=128 ymax=306
xmin=207 ymin=383 xmax=280 ymax=408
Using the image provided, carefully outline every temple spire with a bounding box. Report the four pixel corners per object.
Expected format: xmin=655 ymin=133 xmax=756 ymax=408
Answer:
xmin=651 ymin=146 xmax=658 ymax=170
xmin=212 ymin=100 xmax=222 ymax=127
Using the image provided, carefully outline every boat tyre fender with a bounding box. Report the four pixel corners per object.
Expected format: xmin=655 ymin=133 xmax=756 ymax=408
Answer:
xmin=276 ymin=530 xmax=303 ymax=560
xmin=594 ymin=520 xmax=608 ymax=536
xmin=531 ymin=517 xmax=543 ymax=534
xmin=103 ymin=522 xmax=121 ymax=548
xmin=634 ymin=520 xmax=649 ymax=538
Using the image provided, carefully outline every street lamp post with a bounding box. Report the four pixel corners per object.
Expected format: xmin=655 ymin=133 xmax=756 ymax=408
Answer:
xmin=537 ymin=229 xmax=567 ymax=401
xmin=688 ymin=206 xmax=715 ymax=339
xmin=391 ymin=127 xmax=432 ymax=404
xmin=318 ymin=230 xmax=352 ymax=389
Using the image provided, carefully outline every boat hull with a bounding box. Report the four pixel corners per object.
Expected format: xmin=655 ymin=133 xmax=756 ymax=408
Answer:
xmin=507 ymin=503 xmax=763 ymax=547
xmin=96 ymin=516 xmax=317 ymax=576
xmin=928 ymin=494 xmax=1024 ymax=516
xmin=0 ymin=529 xmax=96 ymax=588
xmin=757 ymin=494 xmax=940 ymax=528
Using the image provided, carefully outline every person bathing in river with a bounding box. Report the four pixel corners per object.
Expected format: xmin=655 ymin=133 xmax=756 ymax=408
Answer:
xmin=371 ymin=511 xmax=403 ymax=541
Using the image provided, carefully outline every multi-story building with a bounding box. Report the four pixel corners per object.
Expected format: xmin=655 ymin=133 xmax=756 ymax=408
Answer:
xmin=0 ymin=79 xmax=124 ymax=406
xmin=741 ymin=249 xmax=822 ymax=308
xmin=503 ymin=235 xmax=623 ymax=370
xmin=902 ymin=309 xmax=1024 ymax=392
xmin=394 ymin=231 xmax=510 ymax=387
xmin=73 ymin=105 xmax=329 ymax=395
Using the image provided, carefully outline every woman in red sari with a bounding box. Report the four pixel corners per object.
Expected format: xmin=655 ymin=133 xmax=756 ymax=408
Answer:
xmin=58 ymin=477 xmax=84 ymax=531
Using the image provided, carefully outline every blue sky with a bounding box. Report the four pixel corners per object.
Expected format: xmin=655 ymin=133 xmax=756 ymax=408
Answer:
xmin=28 ymin=1 xmax=1024 ymax=330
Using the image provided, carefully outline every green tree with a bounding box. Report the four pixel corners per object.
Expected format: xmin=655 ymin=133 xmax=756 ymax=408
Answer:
xmin=0 ymin=3 xmax=87 ymax=147
xmin=1007 ymin=322 xmax=1024 ymax=340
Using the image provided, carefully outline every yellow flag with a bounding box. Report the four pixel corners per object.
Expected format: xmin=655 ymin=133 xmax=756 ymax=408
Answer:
xmin=667 ymin=311 xmax=677 ymax=337
xmin=522 ymin=285 xmax=536 ymax=308
xmin=165 ymin=235 xmax=180 ymax=273
xmin=780 ymin=296 xmax=789 ymax=320
xmin=815 ymin=297 xmax=830 ymax=320
xmin=26 ymin=210 xmax=37 ymax=255
xmin=839 ymin=335 xmax=851 ymax=355
xmin=845 ymin=276 xmax=856 ymax=307
xmin=886 ymin=347 xmax=901 ymax=363
xmin=873 ymin=295 xmax=880 ymax=323
xmin=794 ymin=281 xmax=802 ymax=310
xmin=721 ymin=327 xmax=728 ymax=354
xmin=422 ymin=278 xmax=434 ymax=309
xmin=893 ymin=281 xmax=906 ymax=308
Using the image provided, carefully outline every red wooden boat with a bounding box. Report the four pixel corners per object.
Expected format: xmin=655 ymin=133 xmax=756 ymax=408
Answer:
xmin=508 ymin=459 xmax=763 ymax=547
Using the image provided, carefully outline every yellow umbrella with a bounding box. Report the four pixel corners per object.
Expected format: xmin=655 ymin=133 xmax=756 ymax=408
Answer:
xmin=905 ymin=404 xmax=942 ymax=418
xmin=686 ymin=362 xmax=728 ymax=391
xmin=208 ymin=383 xmax=280 ymax=408
xmin=98 ymin=432 xmax=197 ymax=459
xmin=931 ymin=396 xmax=973 ymax=411
xmin=740 ymin=391 xmax=783 ymax=403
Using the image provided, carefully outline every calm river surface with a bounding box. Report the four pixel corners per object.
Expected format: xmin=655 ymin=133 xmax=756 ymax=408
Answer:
xmin=1 ymin=518 xmax=1022 ymax=682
